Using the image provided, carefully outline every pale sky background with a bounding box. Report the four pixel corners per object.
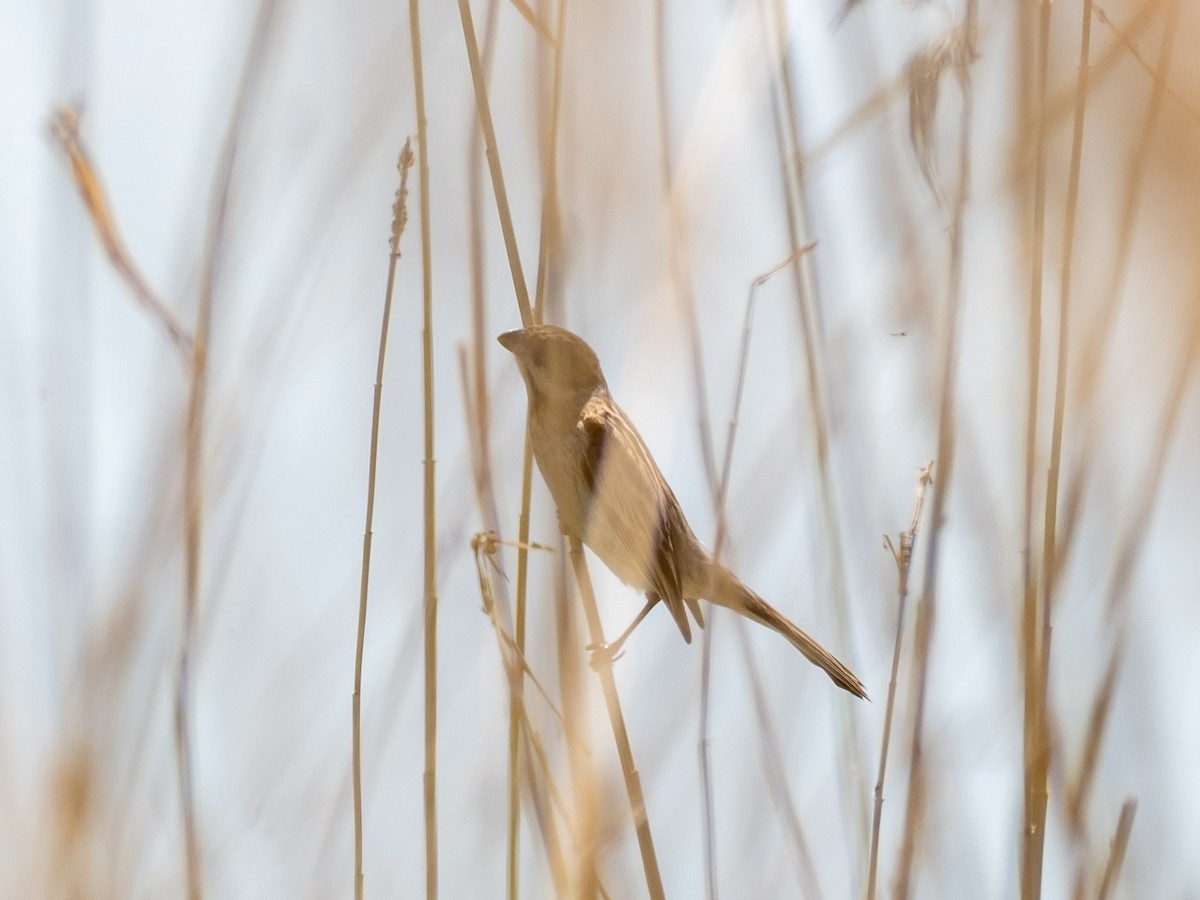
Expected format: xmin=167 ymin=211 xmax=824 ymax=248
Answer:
xmin=3 ymin=0 xmax=1199 ymax=897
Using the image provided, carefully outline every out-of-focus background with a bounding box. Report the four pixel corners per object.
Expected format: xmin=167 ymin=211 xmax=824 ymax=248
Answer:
xmin=3 ymin=0 xmax=1199 ymax=896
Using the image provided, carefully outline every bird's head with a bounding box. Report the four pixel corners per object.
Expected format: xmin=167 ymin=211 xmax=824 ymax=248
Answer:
xmin=498 ymin=325 xmax=608 ymax=410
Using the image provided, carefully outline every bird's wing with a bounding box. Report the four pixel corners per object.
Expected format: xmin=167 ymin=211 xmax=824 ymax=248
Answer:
xmin=578 ymin=396 xmax=696 ymax=642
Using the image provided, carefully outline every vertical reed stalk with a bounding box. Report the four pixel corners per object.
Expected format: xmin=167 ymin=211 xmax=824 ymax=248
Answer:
xmin=407 ymin=0 xmax=439 ymax=893
xmin=353 ymin=142 xmax=414 ymax=900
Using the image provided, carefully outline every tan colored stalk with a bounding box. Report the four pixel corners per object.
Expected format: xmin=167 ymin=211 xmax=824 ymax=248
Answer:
xmin=353 ymin=142 xmax=414 ymax=900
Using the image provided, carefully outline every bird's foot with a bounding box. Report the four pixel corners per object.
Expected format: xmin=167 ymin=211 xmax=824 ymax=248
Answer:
xmin=586 ymin=641 xmax=625 ymax=671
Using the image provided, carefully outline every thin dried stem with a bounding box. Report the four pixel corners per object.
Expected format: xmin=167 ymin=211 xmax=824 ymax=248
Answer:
xmin=48 ymin=107 xmax=193 ymax=362
xmin=1092 ymin=3 xmax=1200 ymax=125
xmin=568 ymin=540 xmax=666 ymax=900
xmin=1040 ymin=0 xmax=1160 ymax=127
xmin=1066 ymin=644 xmax=1121 ymax=834
xmin=469 ymin=532 xmax=578 ymax=898
xmin=650 ymin=3 xmax=724 ymax=890
xmin=1096 ymin=800 xmax=1137 ymax=900
xmin=178 ymin=5 xmax=278 ymax=897
xmin=1041 ymin=2 xmax=1095 ymax=888
xmin=453 ymin=0 xmax=542 ymax=875
xmin=1056 ymin=0 xmax=1183 ymax=574
xmin=1020 ymin=3 xmax=1053 ymax=896
xmin=455 ymin=0 xmax=533 ymax=326
xmin=715 ymin=248 xmax=825 ymax=899
xmin=505 ymin=0 xmax=556 ymax=46
xmin=867 ymin=462 xmax=933 ymax=900
xmin=894 ymin=8 xmax=975 ymax=897
xmin=353 ymin=140 xmax=414 ymax=900
xmin=759 ymin=0 xmax=871 ymax=866
xmin=735 ymin=622 xmax=826 ymax=900
xmin=407 ymin=0 xmax=439 ymax=892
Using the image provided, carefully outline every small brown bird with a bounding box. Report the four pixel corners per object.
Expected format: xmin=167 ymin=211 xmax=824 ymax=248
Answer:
xmin=499 ymin=325 xmax=867 ymax=699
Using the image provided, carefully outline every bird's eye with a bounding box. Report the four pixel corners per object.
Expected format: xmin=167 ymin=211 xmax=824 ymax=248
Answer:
xmin=530 ymin=342 xmax=547 ymax=370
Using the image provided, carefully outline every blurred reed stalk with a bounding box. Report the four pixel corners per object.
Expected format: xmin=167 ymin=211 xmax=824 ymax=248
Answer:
xmin=760 ymin=0 xmax=873 ymax=865
xmin=48 ymin=4 xmax=279 ymax=896
xmin=180 ymin=6 xmax=279 ymax=896
xmin=1019 ymin=1 xmax=1053 ymax=895
xmin=894 ymin=7 xmax=976 ymax=899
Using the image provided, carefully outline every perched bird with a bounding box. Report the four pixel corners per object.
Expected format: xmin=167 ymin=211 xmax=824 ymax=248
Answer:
xmin=498 ymin=324 xmax=867 ymax=699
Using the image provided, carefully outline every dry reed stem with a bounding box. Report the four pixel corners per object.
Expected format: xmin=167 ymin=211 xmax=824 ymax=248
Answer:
xmin=455 ymin=0 xmax=533 ymax=326
xmin=894 ymin=8 xmax=975 ymax=897
xmin=715 ymin=249 xmax=827 ymax=899
xmin=532 ymin=0 xmax=566 ymax=316
xmin=505 ymin=0 xmax=556 ymax=46
xmin=554 ymin=545 xmax=603 ymax=898
xmin=1092 ymin=3 xmax=1200 ymax=125
xmin=532 ymin=1 xmax=567 ymax=872
xmin=353 ymin=140 xmax=414 ymax=900
xmin=1066 ymin=644 xmax=1121 ymax=835
xmin=1054 ymin=0 xmax=1183 ymax=585
xmin=568 ymin=540 xmax=666 ymax=900
xmin=514 ymin=0 xmax=567 ymax=887
xmin=866 ymin=462 xmax=933 ymax=900
xmin=1039 ymin=2 xmax=1096 ymax=891
xmin=648 ymin=4 xmax=725 ymax=894
xmin=1019 ymin=3 xmax=1053 ymax=896
xmin=48 ymin=107 xmax=193 ymax=362
xmin=469 ymin=532 xmax=578 ymax=896
xmin=406 ymin=0 xmax=439 ymax=889
xmin=759 ymin=0 xmax=872 ymax=861
xmin=732 ymin=620 xmax=826 ymax=899
xmin=176 ymin=5 xmax=279 ymax=896
xmin=451 ymin=0 xmax=542 ymax=877
xmin=1096 ymin=799 xmax=1137 ymax=900
xmin=456 ymin=0 xmax=524 ymax=888
xmin=1041 ymin=0 xmax=1161 ymax=129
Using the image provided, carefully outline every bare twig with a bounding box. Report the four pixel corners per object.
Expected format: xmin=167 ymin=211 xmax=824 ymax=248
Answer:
xmin=867 ymin=462 xmax=933 ymax=900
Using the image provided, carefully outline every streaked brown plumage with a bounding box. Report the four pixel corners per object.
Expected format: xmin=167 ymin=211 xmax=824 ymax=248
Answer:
xmin=499 ymin=324 xmax=867 ymax=699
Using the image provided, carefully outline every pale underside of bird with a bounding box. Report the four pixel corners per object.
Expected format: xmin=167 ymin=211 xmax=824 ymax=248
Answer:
xmin=499 ymin=324 xmax=867 ymax=699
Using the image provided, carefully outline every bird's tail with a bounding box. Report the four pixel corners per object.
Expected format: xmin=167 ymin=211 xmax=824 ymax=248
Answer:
xmin=706 ymin=565 xmax=868 ymax=699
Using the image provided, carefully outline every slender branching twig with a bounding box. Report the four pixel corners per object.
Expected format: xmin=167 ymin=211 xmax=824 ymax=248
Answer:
xmin=867 ymin=462 xmax=933 ymax=900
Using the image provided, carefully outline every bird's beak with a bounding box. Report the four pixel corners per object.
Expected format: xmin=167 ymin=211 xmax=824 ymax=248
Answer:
xmin=497 ymin=329 xmax=524 ymax=354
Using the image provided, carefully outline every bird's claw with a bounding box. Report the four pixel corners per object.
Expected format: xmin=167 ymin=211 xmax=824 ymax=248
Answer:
xmin=586 ymin=641 xmax=624 ymax=670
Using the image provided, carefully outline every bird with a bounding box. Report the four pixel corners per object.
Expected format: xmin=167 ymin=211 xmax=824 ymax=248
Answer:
xmin=498 ymin=324 xmax=867 ymax=699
